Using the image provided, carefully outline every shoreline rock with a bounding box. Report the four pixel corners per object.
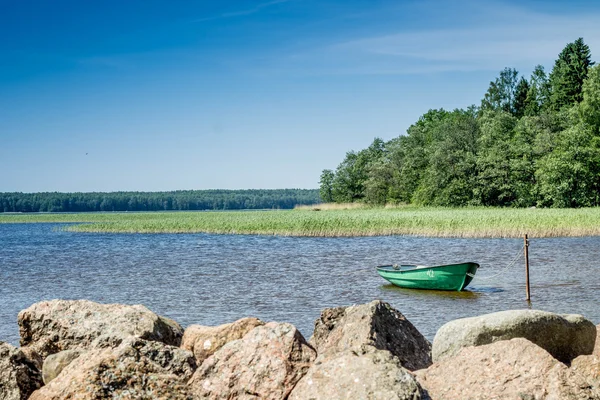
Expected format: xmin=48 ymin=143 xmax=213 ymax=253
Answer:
xmin=41 ymin=349 xmax=83 ymax=384
xmin=188 ymin=322 xmax=316 ymax=399
xmin=432 ymin=309 xmax=596 ymax=364
xmin=18 ymin=299 xmax=184 ymax=361
xmin=417 ymin=338 xmax=600 ymax=399
xmin=181 ymin=317 xmax=264 ymax=365
xmin=0 ymin=341 xmax=43 ymax=400
xmin=310 ymin=300 xmax=432 ymax=371
xmin=2 ymin=300 xmax=599 ymax=399
xmin=29 ymin=338 xmax=196 ymax=400
xmin=289 ymin=349 xmax=427 ymax=400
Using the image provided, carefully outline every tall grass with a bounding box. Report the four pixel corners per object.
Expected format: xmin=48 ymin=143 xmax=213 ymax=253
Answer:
xmin=3 ymin=207 xmax=600 ymax=238
xmin=294 ymin=202 xmax=367 ymax=211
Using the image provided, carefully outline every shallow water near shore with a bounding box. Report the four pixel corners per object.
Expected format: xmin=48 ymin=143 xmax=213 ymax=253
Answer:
xmin=1 ymin=223 xmax=600 ymax=346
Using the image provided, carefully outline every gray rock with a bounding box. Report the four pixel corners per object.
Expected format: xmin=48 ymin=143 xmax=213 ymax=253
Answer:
xmin=310 ymin=300 xmax=432 ymax=371
xmin=181 ymin=317 xmax=263 ymax=364
xmin=0 ymin=341 xmax=43 ymax=400
xmin=417 ymin=338 xmax=599 ymax=400
xmin=289 ymin=349 xmax=427 ymax=400
xmin=18 ymin=299 xmax=184 ymax=359
xmin=432 ymin=309 xmax=596 ymax=363
xmin=188 ymin=322 xmax=316 ymax=400
xmin=42 ymin=349 xmax=83 ymax=384
xmin=594 ymin=323 xmax=600 ymax=356
xmin=29 ymin=337 xmax=196 ymax=400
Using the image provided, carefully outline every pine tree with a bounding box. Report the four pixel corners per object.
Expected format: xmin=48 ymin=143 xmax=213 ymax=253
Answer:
xmin=513 ymin=77 xmax=530 ymax=118
xmin=549 ymin=38 xmax=595 ymax=110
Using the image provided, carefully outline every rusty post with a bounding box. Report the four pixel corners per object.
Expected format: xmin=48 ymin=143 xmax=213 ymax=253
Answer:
xmin=524 ymin=234 xmax=530 ymax=301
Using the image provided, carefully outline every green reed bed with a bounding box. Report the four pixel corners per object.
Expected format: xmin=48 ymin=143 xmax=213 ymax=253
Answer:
xmin=2 ymin=207 xmax=600 ymax=238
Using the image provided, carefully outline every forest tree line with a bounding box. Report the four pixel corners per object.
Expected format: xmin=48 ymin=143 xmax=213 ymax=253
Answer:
xmin=0 ymin=189 xmax=320 ymax=213
xmin=320 ymin=38 xmax=600 ymax=207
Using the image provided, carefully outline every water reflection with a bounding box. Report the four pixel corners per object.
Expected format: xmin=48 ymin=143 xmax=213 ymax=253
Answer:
xmin=468 ymin=286 xmax=505 ymax=294
xmin=380 ymin=284 xmax=483 ymax=299
xmin=1 ymin=224 xmax=599 ymax=346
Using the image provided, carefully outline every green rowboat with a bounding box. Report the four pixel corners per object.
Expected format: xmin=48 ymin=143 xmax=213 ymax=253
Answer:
xmin=376 ymin=262 xmax=479 ymax=291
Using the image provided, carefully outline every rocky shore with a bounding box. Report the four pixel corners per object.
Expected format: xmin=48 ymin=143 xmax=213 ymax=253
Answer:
xmin=1 ymin=299 xmax=599 ymax=399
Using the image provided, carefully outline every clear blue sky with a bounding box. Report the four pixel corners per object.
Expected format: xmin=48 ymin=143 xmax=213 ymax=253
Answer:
xmin=1 ymin=0 xmax=599 ymax=192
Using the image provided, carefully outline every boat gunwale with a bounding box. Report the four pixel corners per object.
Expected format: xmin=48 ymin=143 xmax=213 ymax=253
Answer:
xmin=375 ymin=262 xmax=479 ymax=272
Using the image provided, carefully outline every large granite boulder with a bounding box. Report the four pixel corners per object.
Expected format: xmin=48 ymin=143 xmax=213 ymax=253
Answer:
xmin=181 ymin=317 xmax=264 ymax=364
xmin=289 ymin=349 xmax=427 ymax=400
xmin=18 ymin=300 xmax=184 ymax=359
xmin=571 ymin=354 xmax=600 ymax=390
xmin=416 ymin=338 xmax=599 ymax=399
xmin=188 ymin=322 xmax=316 ymax=399
xmin=41 ymin=349 xmax=83 ymax=384
xmin=432 ymin=309 xmax=596 ymax=363
xmin=573 ymin=324 xmax=600 ymax=389
xmin=0 ymin=341 xmax=43 ymax=400
xmin=29 ymin=337 xmax=196 ymax=400
xmin=310 ymin=300 xmax=431 ymax=371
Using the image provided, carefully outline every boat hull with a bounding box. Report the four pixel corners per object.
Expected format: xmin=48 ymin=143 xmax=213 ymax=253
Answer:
xmin=376 ymin=262 xmax=479 ymax=291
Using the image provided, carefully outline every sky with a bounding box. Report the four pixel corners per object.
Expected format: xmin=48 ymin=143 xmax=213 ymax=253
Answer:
xmin=2 ymin=0 xmax=600 ymax=192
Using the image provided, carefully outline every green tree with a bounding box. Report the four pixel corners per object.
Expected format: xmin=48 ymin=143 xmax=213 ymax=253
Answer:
xmin=513 ymin=77 xmax=530 ymax=118
xmin=578 ymin=64 xmax=600 ymax=133
xmin=535 ymin=121 xmax=600 ymax=207
xmin=363 ymin=160 xmax=393 ymax=205
xmin=475 ymin=111 xmax=518 ymax=206
xmin=549 ymin=38 xmax=595 ymax=110
xmin=480 ymin=68 xmax=520 ymax=115
xmin=319 ymin=170 xmax=335 ymax=202
xmin=386 ymin=109 xmax=450 ymax=203
xmin=524 ymin=65 xmax=551 ymax=116
xmin=412 ymin=110 xmax=479 ymax=206
xmin=508 ymin=116 xmax=547 ymax=206
xmin=318 ymin=38 xmax=600 ymax=209
xmin=331 ymin=138 xmax=386 ymax=203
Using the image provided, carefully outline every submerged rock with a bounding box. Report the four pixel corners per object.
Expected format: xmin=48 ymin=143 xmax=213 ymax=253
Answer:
xmin=188 ymin=322 xmax=316 ymax=400
xmin=417 ymin=338 xmax=599 ymax=399
xmin=18 ymin=299 xmax=184 ymax=359
xmin=29 ymin=337 xmax=196 ymax=400
xmin=432 ymin=309 xmax=596 ymax=363
xmin=181 ymin=317 xmax=263 ymax=364
xmin=0 ymin=341 xmax=43 ymax=400
xmin=310 ymin=300 xmax=432 ymax=371
xmin=289 ymin=349 xmax=427 ymax=400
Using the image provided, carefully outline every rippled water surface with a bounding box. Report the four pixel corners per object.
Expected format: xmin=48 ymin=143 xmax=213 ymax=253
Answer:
xmin=2 ymin=223 xmax=600 ymax=345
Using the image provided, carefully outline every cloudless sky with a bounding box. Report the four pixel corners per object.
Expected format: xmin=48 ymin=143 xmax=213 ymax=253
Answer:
xmin=2 ymin=0 xmax=600 ymax=192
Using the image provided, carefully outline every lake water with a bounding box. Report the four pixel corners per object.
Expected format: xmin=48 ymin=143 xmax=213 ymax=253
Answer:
xmin=2 ymin=223 xmax=600 ymax=346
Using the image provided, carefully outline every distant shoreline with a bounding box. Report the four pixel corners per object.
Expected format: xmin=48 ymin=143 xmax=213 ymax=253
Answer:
xmin=2 ymin=207 xmax=600 ymax=238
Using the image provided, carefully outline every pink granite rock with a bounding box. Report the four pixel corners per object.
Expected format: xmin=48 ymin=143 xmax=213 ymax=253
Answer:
xmin=289 ymin=349 xmax=426 ymax=400
xmin=18 ymin=300 xmax=183 ymax=360
xmin=0 ymin=341 xmax=43 ymax=400
xmin=188 ymin=322 xmax=316 ymax=399
xmin=181 ymin=317 xmax=263 ymax=364
xmin=29 ymin=337 xmax=196 ymax=400
xmin=310 ymin=300 xmax=431 ymax=371
xmin=416 ymin=338 xmax=599 ymax=399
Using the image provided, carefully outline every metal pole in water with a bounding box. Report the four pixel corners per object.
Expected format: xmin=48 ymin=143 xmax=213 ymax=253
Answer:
xmin=524 ymin=234 xmax=530 ymax=301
